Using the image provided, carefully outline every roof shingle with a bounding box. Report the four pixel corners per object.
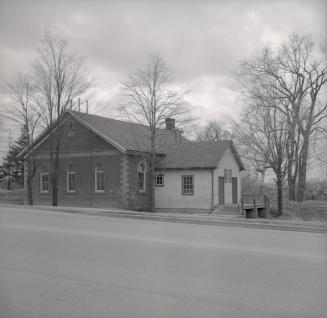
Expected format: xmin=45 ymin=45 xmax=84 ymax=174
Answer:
xmin=21 ymin=110 xmax=244 ymax=170
xmin=156 ymin=140 xmax=233 ymax=169
xmin=70 ymin=110 xmax=189 ymax=154
xmin=70 ymin=111 xmax=244 ymax=170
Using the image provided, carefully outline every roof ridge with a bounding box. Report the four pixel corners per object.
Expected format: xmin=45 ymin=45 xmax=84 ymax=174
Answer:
xmin=68 ymin=110 xmax=176 ymax=132
xmin=180 ymin=140 xmax=232 ymax=145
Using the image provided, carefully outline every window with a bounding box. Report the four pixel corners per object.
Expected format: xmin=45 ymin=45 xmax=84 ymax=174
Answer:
xmin=224 ymin=169 xmax=228 ymax=183
xmin=67 ymin=165 xmax=76 ymax=193
xmin=67 ymin=119 xmax=75 ymax=137
xmin=95 ymin=165 xmax=105 ymax=192
xmin=40 ymin=169 xmax=49 ymax=193
xmin=228 ymin=169 xmax=232 ymax=183
xmin=155 ymin=174 xmax=164 ymax=187
xmin=182 ymin=175 xmax=194 ymax=195
xmin=137 ymin=161 xmax=147 ymax=192
xmin=68 ymin=119 xmax=75 ymax=130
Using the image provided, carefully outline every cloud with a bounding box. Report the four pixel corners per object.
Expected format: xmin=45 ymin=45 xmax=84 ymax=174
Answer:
xmin=0 ymin=0 xmax=326 ymax=161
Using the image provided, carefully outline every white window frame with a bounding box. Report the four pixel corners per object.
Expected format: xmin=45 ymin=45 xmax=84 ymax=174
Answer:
xmin=95 ymin=166 xmax=105 ymax=193
xmin=67 ymin=167 xmax=76 ymax=193
xmin=155 ymin=174 xmax=164 ymax=187
xmin=40 ymin=172 xmax=49 ymax=194
xmin=182 ymin=175 xmax=194 ymax=195
xmin=137 ymin=161 xmax=147 ymax=192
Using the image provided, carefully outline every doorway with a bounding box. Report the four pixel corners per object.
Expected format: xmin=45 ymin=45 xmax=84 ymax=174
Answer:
xmin=218 ymin=177 xmax=225 ymax=205
xmin=232 ymin=177 xmax=238 ymax=204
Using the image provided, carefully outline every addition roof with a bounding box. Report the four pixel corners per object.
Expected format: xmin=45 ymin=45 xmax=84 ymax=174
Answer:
xmin=156 ymin=140 xmax=245 ymax=170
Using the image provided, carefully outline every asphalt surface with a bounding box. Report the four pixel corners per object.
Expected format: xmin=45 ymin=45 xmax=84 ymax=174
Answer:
xmin=1 ymin=206 xmax=326 ymax=318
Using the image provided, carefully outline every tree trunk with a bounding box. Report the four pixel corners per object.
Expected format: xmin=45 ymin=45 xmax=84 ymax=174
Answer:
xmin=52 ymin=184 xmax=58 ymax=206
xmin=27 ymin=178 xmax=33 ymax=205
xmin=276 ymin=176 xmax=283 ymax=215
xmin=52 ymin=150 xmax=60 ymax=206
xmin=288 ymin=177 xmax=296 ymax=201
xmin=297 ymin=136 xmax=309 ymax=202
xmin=50 ymin=136 xmax=61 ymax=207
xmin=7 ymin=173 xmax=11 ymax=191
xmin=150 ymin=130 xmax=156 ymax=212
xmin=26 ymin=158 xmax=35 ymax=205
xmin=286 ymin=125 xmax=299 ymax=201
xmin=149 ymin=157 xmax=155 ymax=212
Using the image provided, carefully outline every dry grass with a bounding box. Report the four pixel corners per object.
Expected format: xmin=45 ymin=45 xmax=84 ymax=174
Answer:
xmin=275 ymin=200 xmax=327 ymax=222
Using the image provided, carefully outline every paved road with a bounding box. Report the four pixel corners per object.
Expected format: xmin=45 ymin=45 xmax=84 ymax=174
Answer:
xmin=0 ymin=206 xmax=326 ymax=318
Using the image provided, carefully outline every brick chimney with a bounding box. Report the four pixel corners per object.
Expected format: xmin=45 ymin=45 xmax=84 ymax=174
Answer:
xmin=165 ymin=118 xmax=175 ymax=130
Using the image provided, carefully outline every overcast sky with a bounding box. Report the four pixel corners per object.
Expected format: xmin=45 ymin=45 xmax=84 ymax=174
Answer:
xmin=0 ymin=0 xmax=326 ymax=174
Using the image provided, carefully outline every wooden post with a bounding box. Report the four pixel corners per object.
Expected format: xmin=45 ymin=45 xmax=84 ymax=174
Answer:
xmin=253 ymin=196 xmax=258 ymax=218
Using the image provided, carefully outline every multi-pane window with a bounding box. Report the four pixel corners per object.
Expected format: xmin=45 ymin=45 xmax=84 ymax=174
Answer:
xmin=67 ymin=165 xmax=76 ymax=193
xmin=68 ymin=119 xmax=75 ymax=130
xmin=224 ymin=169 xmax=232 ymax=183
xmin=182 ymin=175 xmax=194 ymax=195
xmin=138 ymin=161 xmax=146 ymax=192
xmin=67 ymin=119 xmax=75 ymax=137
xmin=40 ymin=171 xmax=49 ymax=193
xmin=95 ymin=166 xmax=105 ymax=192
xmin=228 ymin=169 xmax=232 ymax=183
xmin=224 ymin=169 xmax=228 ymax=183
xmin=155 ymin=174 xmax=164 ymax=187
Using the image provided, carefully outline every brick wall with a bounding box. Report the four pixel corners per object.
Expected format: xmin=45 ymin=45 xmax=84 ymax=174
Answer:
xmin=30 ymin=154 xmax=123 ymax=208
xmin=36 ymin=114 xmax=114 ymax=154
xmin=26 ymin=113 xmax=152 ymax=211
xmin=126 ymin=155 xmax=152 ymax=211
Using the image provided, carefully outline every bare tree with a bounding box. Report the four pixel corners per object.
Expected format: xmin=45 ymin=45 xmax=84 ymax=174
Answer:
xmin=119 ymin=54 xmax=193 ymax=212
xmin=234 ymin=102 xmax=288 ymax=214
xmin=237 ymin=34 xmax=327 ymax=202
xmin=196 ymin=120 xmax=232 ymax=142
xmin=33 ymin=33 xmax=91 ymax=206
xmin=4 ymin=73 xmax=40 ymax=204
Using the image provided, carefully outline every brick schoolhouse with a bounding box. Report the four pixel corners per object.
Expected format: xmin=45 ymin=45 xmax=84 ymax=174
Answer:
xmin=20 ymin=110 xmax=245 ymax=213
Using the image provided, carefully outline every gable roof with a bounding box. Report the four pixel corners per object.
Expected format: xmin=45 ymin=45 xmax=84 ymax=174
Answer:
xmin=19 ymin=110 xmax=245 ymax=171
xmin=156 ymin=140 xmax=245 ymax=170
xmin=19 ymin=110 xmax=189 ymax=158
xmin=69 ymin=110 xmax=189 ymax=154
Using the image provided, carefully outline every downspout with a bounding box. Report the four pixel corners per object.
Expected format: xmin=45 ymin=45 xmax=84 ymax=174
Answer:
xmin=211 ymin=169 xmax=214 ymax=213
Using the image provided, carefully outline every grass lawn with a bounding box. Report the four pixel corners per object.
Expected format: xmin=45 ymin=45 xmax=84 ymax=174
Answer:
xmin=1 ymin=189 xmax=327 ymax=224
xmin=275 ymin=200 xmax=327 ymax=222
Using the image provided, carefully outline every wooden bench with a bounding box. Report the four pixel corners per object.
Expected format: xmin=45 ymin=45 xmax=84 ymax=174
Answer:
xmin=240 ymin=194 xmax=270 ymax=218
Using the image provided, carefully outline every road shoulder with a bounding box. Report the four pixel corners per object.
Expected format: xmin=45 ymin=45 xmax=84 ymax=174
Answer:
xmin=1 ymin=203 xmax=327 ymax=234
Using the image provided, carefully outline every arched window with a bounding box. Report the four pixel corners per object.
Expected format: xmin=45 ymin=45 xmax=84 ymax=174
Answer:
xmin=95 ymin=165 xmax=105 ymax=193
xmin=67 ymin=119 xmax=75 ymax=137
xmin=68 ymin=119 xmax=75 ymax=130
xmin=137 ymin=161 xmax=147 ymax=192
xmin=40 ymin=167 xmax=49 ymax=194
xmin=67 ymin=165 xmax=76 ymax=193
